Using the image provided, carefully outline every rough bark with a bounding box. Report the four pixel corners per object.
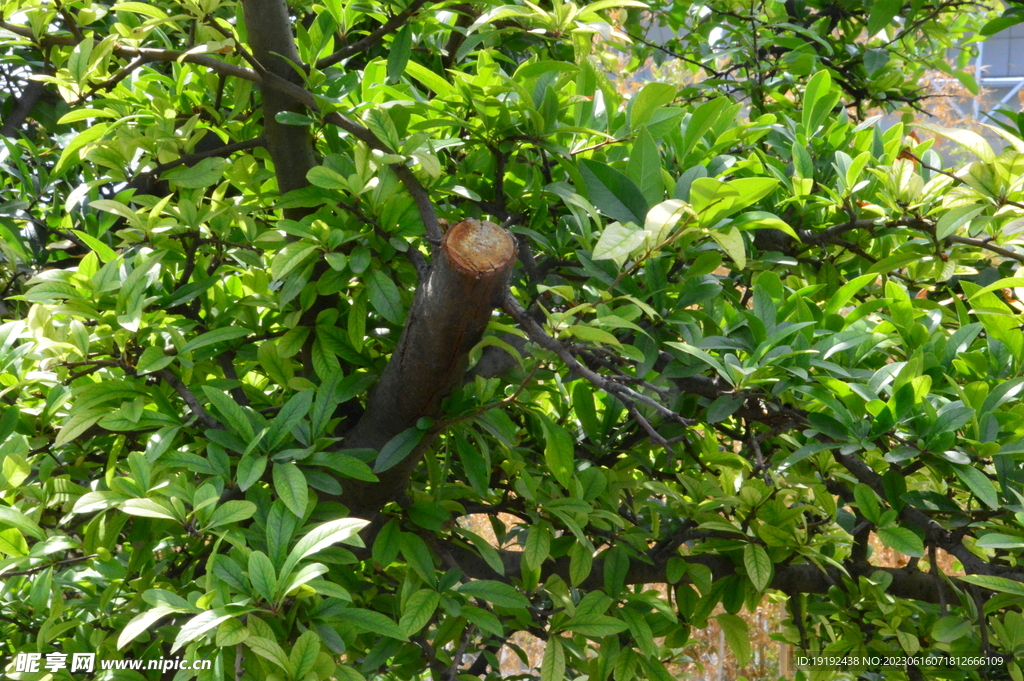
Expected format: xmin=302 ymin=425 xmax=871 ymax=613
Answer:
xmin=241 ymin=0 xmax=316 ymax=214
xmin=1 ymin=79 xmax=45 ymax=138
xmin=342 ymin=219 xmax=517 ymax=514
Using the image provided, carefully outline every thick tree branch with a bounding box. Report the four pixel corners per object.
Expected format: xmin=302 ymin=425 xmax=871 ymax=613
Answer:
xmin=240 ymin=0 xmax=317 ymax=219
xmin=341 ymin=220 xmax=517 ymax=516
xmin=3 ymin=18 xmax=444 ymax=245
xmin=0 ymin=79 xmax=45 ymax=138
xmin=831 ymin=448 xmax=1024 ymax=580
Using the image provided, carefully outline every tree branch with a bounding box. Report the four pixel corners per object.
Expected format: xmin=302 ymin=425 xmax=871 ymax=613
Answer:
xmin=155 ymin=368 xmax=221 ymax=430
xmin=315 ymin=0 xmax=432 ymax=69
xmin=502 ymin=293 xmax=694 ymax=428
xmin=947 ymin=235 xmax=1024 ymax=263
xmin=240 ymin=0 xmax=317 ymax=219
xmin=341 ymin=220 xmax=517 ymax=516
xmin=0 ymin=78 xmax=46 ymax=138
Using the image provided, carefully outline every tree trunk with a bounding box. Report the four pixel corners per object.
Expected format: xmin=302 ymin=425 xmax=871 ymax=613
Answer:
xmin=0 ymin=79 xmax=45 ymax=138
xmin=342 ymin=219 xmax=517 ymax=514
xmin=241 ymin=0 xmax=316 ymax=214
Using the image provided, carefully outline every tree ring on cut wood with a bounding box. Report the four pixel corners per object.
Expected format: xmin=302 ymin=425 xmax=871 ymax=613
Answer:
xmin=442 ymin=218 xmax=517 ymax=278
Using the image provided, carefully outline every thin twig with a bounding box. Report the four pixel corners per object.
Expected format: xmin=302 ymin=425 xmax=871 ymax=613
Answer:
xmin=316 ymin=0 xmax=433 ymax=70
xmin=503 ymin=294 xmax=694 ymax=429
xmin=4 ymin=554 xmax=97 ymax=576
xmin=622 ymin=31 xmax=723 ymax=78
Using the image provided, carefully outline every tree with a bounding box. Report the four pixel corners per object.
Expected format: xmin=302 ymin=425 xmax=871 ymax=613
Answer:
xmin=2 ymin=0 xmax=1024 ymax=679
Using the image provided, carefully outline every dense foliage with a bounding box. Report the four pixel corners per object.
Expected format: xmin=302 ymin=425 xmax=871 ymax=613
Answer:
xmin=3 ymin=0 xmax=1024 ymax=680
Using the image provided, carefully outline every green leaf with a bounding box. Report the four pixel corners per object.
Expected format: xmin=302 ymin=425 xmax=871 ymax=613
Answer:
xmin=271 ymin=242 xmax=318 ymax=281
xmin=399 ymin=532 xmax=437 ymax=586
xmin=801 ymin=70 xmax=834 ymax=135
xmin=935 ymin=204 xmax=985 ymax=240
xmin=913 ymin=123 xmax=996 ymax=164
xmin=454 ymin=433 xmax=489 ymax=496
xmin=680 ymin=97 xmax=732 ymax=159
xmin=272 ymin=463 xmax=308 ymax=518
xmin=237 ymin=455 xmax=267 ymax=491
xmin=68 ymin=37 xmax=94 ymax=85
xmin=309 ymin=451 xmax=378 ymax=481
xmin=878 ymin=527 xmax=925 ymax=557
xmin=864 ymin=48 xmax=890 ymax=75
xmin=564 ymin=324 xmax=620 ymax=346
xmin=364 ymin=109 xmax=400 ymax=151
xmin=854 ymin=483 xmax=881 ymax=524
xmin=248 ymin=550 xmax=277 ymax=603
xmin=538 ymin=414 xmax=574 ymax=488
xmin=202 ymin=387 xmax=253 ymax=440
xmin=122 ymin=499 xmax=178 ymax=521
xmin=540 ymin=636 xmax=565 ymax=681
xmin=715 ymin=613 xmax=751 ymax=666
xmin=593 ymin=221 xmax=647 ymax=266
xmin=71 ymin=229 xmax=118 ymax=262
xmin=459 ymin=528 xmax=505 ymax=575
xmin=665 ymin=342 xmax=731 ymax=384
xmin=976 ymin=533 xmax=1024 ymax=549
xmin=867 ymin=0 xmax=902 ymax=34
xmin=275 ymin=111 xmax=315 ymax=126
xmin=627 ymin=127 xmax=663 ymax=206
xmin=207 ymin=501 xmax=257 ymax=529
xmin=267 ymin=389 xmax=313 ymax=449
xmin=366 ymin=269 xmax=405 ymax=325
xmin=457 ymin=580 xmax=531 ymax=609
xmin=603 ymin=546 xmax=629 ymax=597
xmin=118 ymin=607 xmax=177 ymax=649
xmin=684 ymin=97 xmax=733 ymax=158
xmin=387 ymin=25 xmax=413 ymax=84
xmin=163 ymin=157 xmax=228 ymax=188
xmin=644 ymin=199 xmax=693 ymax=247
xmin=462 ymin=605 xmax=504 ymax=637
xmin=245 ymin=636 xmax=290 ymax=670
xmin=399 ymin=589 xmax=439 ymax=636
xmin=337 ymin=608 xmax=408 ymax=641
xmin=565 ymin=614 xmax=628 ymax=638
xmin=135 ymin=346 xmax=174 ymax=375
xmin=932 ymin=616 xmax=971 ymax=642
xmin=374 ymin=426 xmax=425 ymax=473
xmin=709 ymin=226 xmax=746 ymax=269
xmin=184 ymin=327 xmax=252 ymax=354
xmin=307 ymin=165 xmax=349 ymax=190
xmin=579 ymin=159 xmax=649 ymax=225
xmin=290 ymin=630 xmax=321 ymax=679
xmin=54 ymin=124 xmax=108 ymax=177
xmin=630 ymin=82 xmax=676 ymax=130
xmin=0 ymin=506 xmax=44 ymax=540
xmin=954 ymin=465 xmax=999 ymax=509
xmin=405 ymin=61 xmax=456 ymax=97
xmin=172 ymin=609 xmax=234 ymax=652
xmin=824 ymin=273 xmax=878 ymax=316
xmin=54 ymin=409 xmax=104 ymax=448
xmin=743 ymin=544 xmax=772 ymax=591
xmin=524 ymin=524 xmax=551 ymax=571
xmin=958 ymin=574 xmax=1024 ymax=596
xmin=280 ymin=518 xmax=369 ymax=581
xmin=569 ymin=541 xmax=593 ymax=586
